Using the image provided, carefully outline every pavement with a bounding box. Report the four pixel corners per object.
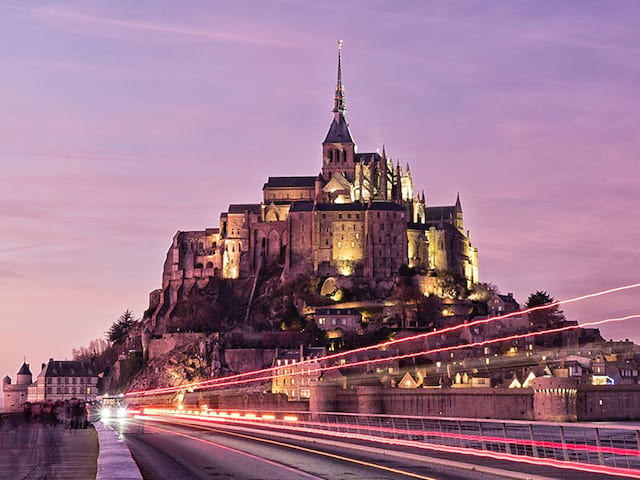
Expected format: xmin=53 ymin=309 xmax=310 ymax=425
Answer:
xmin=0 ymin=415 xmax=98 ymax=480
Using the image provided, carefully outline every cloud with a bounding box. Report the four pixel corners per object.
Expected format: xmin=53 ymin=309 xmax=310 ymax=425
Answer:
xmin=1 ymin=4 xmax=295 ymax=48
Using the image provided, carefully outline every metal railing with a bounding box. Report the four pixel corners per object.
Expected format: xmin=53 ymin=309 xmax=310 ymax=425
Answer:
xmin=143 ymin=407 xmax=640 ymax=476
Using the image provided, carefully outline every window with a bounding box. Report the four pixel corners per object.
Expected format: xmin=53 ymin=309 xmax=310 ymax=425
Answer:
xmin=322 ymin=214 xmax=326 ymax=219
xmin=329 ymin=150 xmax=333 ymax=163
xmin=356 ymin=233 xmax=360 ymax=239
xmin=351 ymin=242 xmax=355 ymax=248
xmin=347 ymin=214 xmax=351 ymax=219
xmin=377 ymin=212 xmax=380 ymax=218
xmin=356 ymin=214 xmax=360 ymax=219
xmin=318 ymin=318 xmax=325 ymax=325
xmin=338 ymin=242 xmax=342 ymax=248
xmin=338 ymin=214 xmax=343 ymax=219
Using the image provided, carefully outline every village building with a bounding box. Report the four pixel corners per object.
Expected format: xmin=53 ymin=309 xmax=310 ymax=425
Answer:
xmin=2 ymin=359 xmax=99 ymax=410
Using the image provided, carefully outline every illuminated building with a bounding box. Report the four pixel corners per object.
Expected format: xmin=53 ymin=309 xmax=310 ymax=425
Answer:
xmin=271 ymin=346 xmax=325 ymax=400
xmin=150 ymin=42 xmax=479 ymax=329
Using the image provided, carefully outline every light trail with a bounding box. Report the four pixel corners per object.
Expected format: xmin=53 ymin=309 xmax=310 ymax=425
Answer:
xmin=136 ymin=412 xmax=640 ymax=479
xmin=126 ymin=282 xmax=640 ymax=397
xmin=137 ymin=418 xmax=438 ymax=480
xmin=129 ymin=313 xmax=640 ymax=393
xmin=138 ymin=422 xmax=325 ymax=480
xmin=140 ymin=407 xmax=640 ymax=457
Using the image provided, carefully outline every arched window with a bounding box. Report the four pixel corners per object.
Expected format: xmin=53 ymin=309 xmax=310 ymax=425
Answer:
xmin=195 ymin=263 xmax=203 ymax=269
xmin=343 ymin=150 xmax=347 ymax=163
xmin=329 ymin=150 xmax=333 ymax=163
xmin=206 ymin=262 xmax=214 ymax=269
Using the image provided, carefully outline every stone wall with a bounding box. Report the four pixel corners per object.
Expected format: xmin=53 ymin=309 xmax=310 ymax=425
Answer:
xmin=577 ymin=385 xmax=640 ymax=421
xmin=332 ymin=387 xmax=534 ymax=420
xmin=223 ymin=348 xmax=277 ymax=374
xmin=148 ymin=333 xmax=208 ymax=360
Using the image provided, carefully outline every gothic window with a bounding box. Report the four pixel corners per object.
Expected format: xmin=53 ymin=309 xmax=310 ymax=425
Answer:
xmin=342 ymin=150 xmax=347 ymax=163
xmin=329 ymin=151 xmax=333 ymax=163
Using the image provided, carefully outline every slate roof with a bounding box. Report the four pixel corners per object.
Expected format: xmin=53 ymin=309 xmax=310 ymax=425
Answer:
xmin=289 ymin=201 xmax=315 ymax=212
xmin=367 ymin=202 xmax=406 ymax=212
xmin=17 ymin=362 xmax=32 ymax=376
xmin=424 ymin=205 xmax=457 ymax=222
xmin=354 ymin=152 xmax=382 ymax=163
xmin=263 ymin=176 xmax=317 ymax=189
xmin=290 ymin=201 xmax=406 ymax=213
xmin=323 ymin=114 xmax=354 ymax=144
xmin=44 ymin=360 xmax=96 ymax=378
xmin=228 ymin=204 xmax=261 ymax=214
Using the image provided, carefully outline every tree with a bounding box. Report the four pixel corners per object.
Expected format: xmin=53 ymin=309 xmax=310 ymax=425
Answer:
xmin=525 ymin=291 xmax=565 ymax=328
xmin=72 ymin=338 xmax=110 ymax=361
xmin=108 ymin=309 xmax=138 ymax=344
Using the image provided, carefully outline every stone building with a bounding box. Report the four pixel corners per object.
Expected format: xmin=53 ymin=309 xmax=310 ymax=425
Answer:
xmin=271 ymin=346 xmax=325 ymax=400
xmin=2 ymin=359 xmax=98 ymax=410
xmin=27 ymin=359 xmax=99 ymax=403
xmin=149 ymin=42 xmax=479 ymax=328
xmin=2 ymin=362 xmax=32 ymax=412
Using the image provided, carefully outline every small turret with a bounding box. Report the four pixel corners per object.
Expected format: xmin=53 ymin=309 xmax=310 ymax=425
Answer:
xmin=16 ymin=362 xmax=32 ymax=385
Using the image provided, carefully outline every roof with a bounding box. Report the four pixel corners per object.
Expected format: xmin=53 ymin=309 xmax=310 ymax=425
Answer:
xmin=354 ymin=152 xmax=382 ymax=163
xmin=44 ymin=360 xmax=96 ymax=377
xmin=289 ymin=201 xmax=315 ymax=213
xmin=228 ymin=204 xmax=261 ymax=214
xmin=367 ymin=202 xmax=406 ymax=212
xmin=17 ymin=362 xmax=32 ymax=376
xmin=316 ymin=308 xmax=361 ymax=316
xmin=323 ymin=113 xmax=354 ymax=144
xmin=263 ymin=176 xmax=317 ymax=189
xmin=424 ymin=205 xmax=457 ymax=222
xmin=315 ymin=203 xmax=367 ymax=212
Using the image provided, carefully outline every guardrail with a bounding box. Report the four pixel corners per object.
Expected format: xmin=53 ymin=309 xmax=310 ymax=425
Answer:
xmin=140 ymin=407 xmax=640 ymax=477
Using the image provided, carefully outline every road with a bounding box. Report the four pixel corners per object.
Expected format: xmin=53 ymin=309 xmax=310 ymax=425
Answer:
xmin=109 ymin=415 xmax=490 ymax=480
xmin=107 ymin=414 xmax=636 ymax=480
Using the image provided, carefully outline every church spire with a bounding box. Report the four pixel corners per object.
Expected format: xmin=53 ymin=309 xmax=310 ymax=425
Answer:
xmin=333 ymin=40 xmax=346 ymax=116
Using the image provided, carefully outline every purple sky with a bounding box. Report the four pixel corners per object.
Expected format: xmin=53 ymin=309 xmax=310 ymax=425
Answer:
xmin=1 ymin=1 xmax=639 ymax=380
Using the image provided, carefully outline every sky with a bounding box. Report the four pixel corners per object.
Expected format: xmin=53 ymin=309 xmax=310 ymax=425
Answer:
xmin=0 ymin=1 xmax=639 ymax=382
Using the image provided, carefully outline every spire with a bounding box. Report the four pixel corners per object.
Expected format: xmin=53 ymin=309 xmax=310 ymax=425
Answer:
xmin=455 ymin=192 xmax=462 ymax=211
xmin=333 ymin=40 xmax=346 ymax=116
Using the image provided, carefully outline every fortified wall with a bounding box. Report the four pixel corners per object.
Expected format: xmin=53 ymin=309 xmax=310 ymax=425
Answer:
xmin=309 ymin=378 xmax=640 ymax=422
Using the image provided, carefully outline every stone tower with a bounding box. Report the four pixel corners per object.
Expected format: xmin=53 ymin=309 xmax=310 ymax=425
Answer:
xmin=322 ymin=40 xmax=357 ymax=182
xmin=16 ymin=362 xmax=32 ymax=385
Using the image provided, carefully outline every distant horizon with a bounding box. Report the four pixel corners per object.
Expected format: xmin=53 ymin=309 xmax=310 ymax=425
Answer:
xmin=1 ymin=1 xmax=639 ymax=378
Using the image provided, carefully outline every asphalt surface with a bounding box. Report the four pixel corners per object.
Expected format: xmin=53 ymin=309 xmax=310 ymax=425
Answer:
xmin=108 ymin=414 xmax=638 ymax=480
xmin=109 ymin=416 xmax=488 ymax=480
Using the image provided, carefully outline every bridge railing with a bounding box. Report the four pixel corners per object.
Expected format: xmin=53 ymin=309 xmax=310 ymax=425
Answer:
xmin=141 ymin=407 xmax=640 ymax=476
xmin=298 ymin=411 xmax=640 ymax=474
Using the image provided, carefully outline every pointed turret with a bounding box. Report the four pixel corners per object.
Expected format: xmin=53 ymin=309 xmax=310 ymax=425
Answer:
xmin=455 ymin=193 xmax=464 ymax=231
xmin=333 ymin=39 xmax=346 ymax=116
xmin=323 ymin=40 xmax=356 ymax=182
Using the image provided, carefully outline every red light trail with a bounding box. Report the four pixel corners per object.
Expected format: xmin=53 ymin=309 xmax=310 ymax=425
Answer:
xmin=132 ymin=411 xmax=640 ymax=479
xmin=128 ymin=313 xmax=640 ymax=394
xmin=126 ymin=282 xmax=640 ymax=397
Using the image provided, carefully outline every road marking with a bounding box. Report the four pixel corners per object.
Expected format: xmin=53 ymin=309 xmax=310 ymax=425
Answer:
xmin=150 ymin=419 xmax=439 ymax=480
xmin=139 ymin=422 xmax=324 ymax=480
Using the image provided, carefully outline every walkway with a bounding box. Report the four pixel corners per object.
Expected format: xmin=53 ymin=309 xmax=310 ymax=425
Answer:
xmin=0 ymin=415 xmax=98 ymax=479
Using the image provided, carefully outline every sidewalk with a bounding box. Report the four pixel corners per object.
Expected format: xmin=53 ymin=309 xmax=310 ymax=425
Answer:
xmin=0 ymin=417 xmax=98 ymax=479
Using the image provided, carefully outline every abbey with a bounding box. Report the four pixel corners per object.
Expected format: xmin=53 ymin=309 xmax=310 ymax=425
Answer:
xmin=160 ymin=43 xmax=478 ymax=295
